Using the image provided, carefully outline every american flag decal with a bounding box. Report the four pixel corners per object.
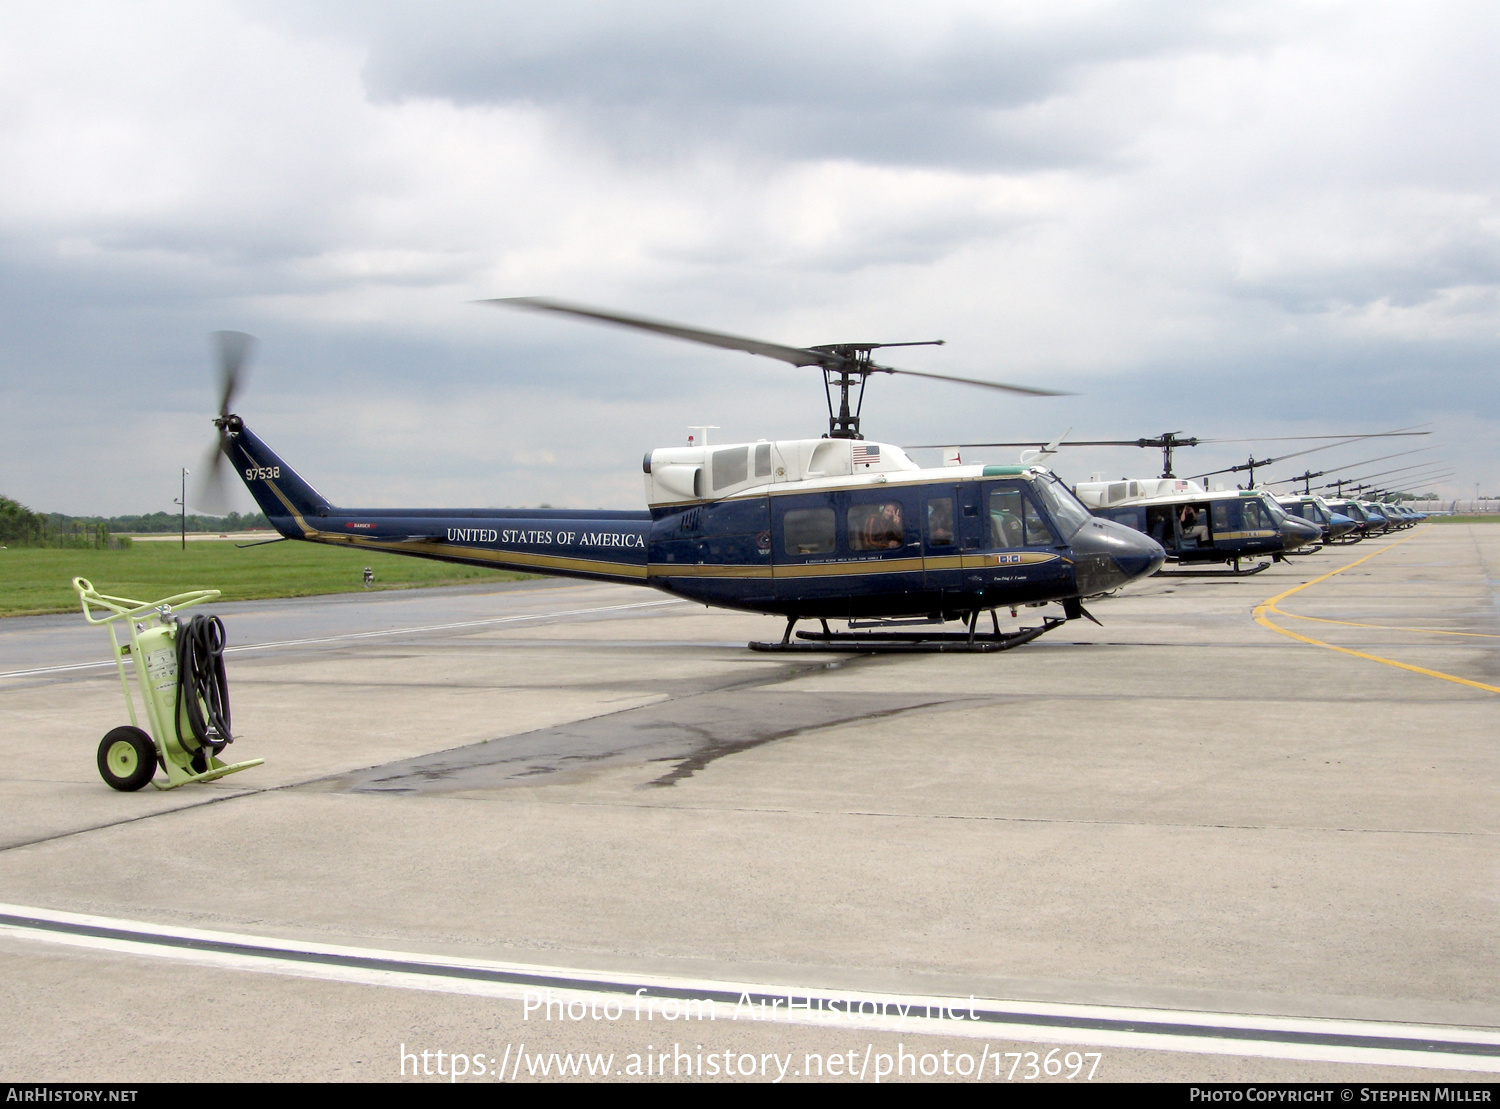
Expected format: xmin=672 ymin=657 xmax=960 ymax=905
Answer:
xmin=852 ymin=443 xmax=880 ymax=466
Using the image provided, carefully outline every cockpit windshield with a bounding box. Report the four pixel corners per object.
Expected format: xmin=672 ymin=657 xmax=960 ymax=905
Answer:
xmin=1032 ymin=472 xmax=1094 ymax=539
xmin=1259 ymin=495 xmax=1290 ymax=523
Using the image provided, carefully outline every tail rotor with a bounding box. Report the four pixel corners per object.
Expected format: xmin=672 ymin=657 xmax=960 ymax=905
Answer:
xmin=192 ymin=331 xmax=256 ymax=515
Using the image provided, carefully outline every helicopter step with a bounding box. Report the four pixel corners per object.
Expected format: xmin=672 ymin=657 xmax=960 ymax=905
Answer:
xmin=749 ymin=614 xmax=1065 ymax=654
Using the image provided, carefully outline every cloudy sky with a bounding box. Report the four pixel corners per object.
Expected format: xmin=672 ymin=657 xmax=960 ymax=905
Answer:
xmin=1 ymin=0 xmax=1495 ymax=514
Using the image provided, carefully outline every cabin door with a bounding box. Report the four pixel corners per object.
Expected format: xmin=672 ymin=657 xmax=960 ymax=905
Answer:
xmin=922 ymin=488 xmax=962 ymax=593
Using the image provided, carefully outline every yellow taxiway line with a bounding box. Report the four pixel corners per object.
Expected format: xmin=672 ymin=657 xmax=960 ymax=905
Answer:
xmin=1253 ymin=535 xmax=1500 ymax=695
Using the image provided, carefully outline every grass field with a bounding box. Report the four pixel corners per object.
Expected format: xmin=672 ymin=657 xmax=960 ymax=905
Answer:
xmin=1423 ymin=515 xmax=1500 ymax=524
xmin=0 ymin=540 xmax=536 ymax=617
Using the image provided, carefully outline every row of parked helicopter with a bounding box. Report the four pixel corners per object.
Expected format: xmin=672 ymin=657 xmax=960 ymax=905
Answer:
xmin=1072 ymin=470 xmax=1426 ymax=575
xmin=203 ymin=300 xmax=1438 ymax=653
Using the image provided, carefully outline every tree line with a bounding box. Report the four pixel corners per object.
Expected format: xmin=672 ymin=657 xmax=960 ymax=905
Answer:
xmin=1 ymin=496 xmax=271 ymax=547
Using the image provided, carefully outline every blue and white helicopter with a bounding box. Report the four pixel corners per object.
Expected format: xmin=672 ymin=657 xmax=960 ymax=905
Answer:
xmin=199 ymin=303 xmax=1165 ymax=653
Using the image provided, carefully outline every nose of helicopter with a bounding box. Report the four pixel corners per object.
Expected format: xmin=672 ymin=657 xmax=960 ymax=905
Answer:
xmin=1326 ymin=512 xmax=1356 ymax=538
xmin=1280 ymin=515 xmax=1323 ymax=551
xmin=1070 ymin=517 xmax=1167 ymax=591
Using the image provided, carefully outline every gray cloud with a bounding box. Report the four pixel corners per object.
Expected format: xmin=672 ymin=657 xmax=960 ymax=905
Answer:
xmin=2 ymin=1 xmax=1499 ymax=515
xmin=276 ymin=0 xmax=1283 ymax=169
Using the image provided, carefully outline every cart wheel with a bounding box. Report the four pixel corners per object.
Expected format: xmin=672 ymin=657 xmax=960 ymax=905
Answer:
xmin=97 ymin=726 xmax=157 ymax=792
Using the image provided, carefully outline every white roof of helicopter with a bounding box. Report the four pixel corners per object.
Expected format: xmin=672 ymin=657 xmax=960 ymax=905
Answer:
xmin=643 ymin=437 xmax=1043 ymax=507
xmin=1074 ymin=477 xmax=1206 ymax=508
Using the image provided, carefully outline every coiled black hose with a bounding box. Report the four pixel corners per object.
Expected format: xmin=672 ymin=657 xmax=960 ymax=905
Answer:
xmin=175 ymin=614 xmax=232 ymax=756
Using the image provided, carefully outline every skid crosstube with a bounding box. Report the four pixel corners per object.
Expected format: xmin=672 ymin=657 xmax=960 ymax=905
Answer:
xmin=750 ymin=616 xmax=1064 ymax=653
xmin=1155 ymin=560 xmax=1272 ymax=578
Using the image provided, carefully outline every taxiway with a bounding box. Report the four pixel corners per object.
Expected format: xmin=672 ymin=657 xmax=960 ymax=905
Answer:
xmin=0 ymin=527 xmax=1495 ymax=1082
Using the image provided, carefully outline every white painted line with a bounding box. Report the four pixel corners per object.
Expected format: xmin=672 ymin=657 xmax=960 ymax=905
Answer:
xmin=0 ymin=599 xmax=689 ymax=680
xmin=1 ymin=904 xmax=1495 ymax=1071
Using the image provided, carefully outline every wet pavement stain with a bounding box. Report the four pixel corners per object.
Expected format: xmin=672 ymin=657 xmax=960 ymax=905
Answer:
xmin=316 ymin=690 xmax=959 ymax=793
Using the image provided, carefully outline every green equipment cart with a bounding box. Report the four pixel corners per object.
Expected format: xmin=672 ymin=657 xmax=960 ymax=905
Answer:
xmin=74 ymin=577 xmax=263 ymax=791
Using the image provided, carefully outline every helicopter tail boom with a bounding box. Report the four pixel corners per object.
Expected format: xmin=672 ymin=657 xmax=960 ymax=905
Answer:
xmin=218 ymin=417 xmax=334 ymax=534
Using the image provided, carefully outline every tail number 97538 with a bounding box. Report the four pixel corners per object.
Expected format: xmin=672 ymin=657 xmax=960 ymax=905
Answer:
xmin=244 ymin=466 xmax=281 ymax=481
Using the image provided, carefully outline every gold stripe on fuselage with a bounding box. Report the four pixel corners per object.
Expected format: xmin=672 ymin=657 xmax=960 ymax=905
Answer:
xmin=266 ymin=472 xmax=1066 ymax=585
xmin=649 ymin=551 xmax=1062 ymax=580
xmin=302 ymin=529 xmax=652 ymax=580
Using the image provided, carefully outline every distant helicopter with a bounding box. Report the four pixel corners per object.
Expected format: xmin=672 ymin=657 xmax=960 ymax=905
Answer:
xmin=1270 ymin=493 xmax=1358 ymax=545
xmin=934 ymin=428 xmax=1427 ymax=573
xmin=198 ymin=303 xmax=1166 ymax=653
xmin=1073 ymin=477 xmax=1321 ymax=574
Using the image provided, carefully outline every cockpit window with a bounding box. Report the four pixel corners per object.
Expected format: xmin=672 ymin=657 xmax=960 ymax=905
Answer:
xmin=1259 ymin=495 xmax=1289 ymax=523
xmin=1031 ymin=473 xmax=1092 ymax=539
xmin=987 ymin=487 xmax=1055 ymax=547
xmin=1240 ymin=500 xmax=1272 ymax=529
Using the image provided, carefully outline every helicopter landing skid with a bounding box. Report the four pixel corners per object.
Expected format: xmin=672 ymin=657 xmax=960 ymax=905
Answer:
xmin=1155 ymin=560 xmax=1272 ymax=578
xmin=749 ymin=616 xmax=1065 ymax=653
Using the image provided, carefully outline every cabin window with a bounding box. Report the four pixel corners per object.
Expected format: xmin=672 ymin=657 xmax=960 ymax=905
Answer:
xmin=1102 ymin=506 xmax=1146 ymax=531
xmin=1146 ymin=506 xmax=1174 ymax=545
xmin=783 ymin=508 xmax=835 ymax=555
xmin=754 ymin=443 xmax=772 ymax=478
xmin=849 ymin=502 xmax=905 ymax=551
xmin=1241 ymin=500 xmax=1270 ymax=529
xmin=988 ymin=488 xmax=1056 ymax=547
xmin=926 ymin=497 xmax=956 ymax=547
xmin=1212 ymin=503 xmax=1231 ymax=531
xmin=712 ymin=447 xmax=749 ymax=491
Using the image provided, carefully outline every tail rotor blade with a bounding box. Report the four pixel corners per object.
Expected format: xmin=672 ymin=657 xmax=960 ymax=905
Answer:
xmin=214 ymin=331 xmax=255 ymax=416
xmin=191 ymin=436 xmax=234 ymax=516
xmin=199 ymin=330 xmax=255 ymax=515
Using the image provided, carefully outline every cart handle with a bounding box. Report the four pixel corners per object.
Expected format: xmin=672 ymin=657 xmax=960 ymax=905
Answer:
xmin=73 ymin=577 xmax=222 ymax=625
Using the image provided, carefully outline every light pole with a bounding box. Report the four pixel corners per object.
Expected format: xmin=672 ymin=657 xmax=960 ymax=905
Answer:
xmin=174 ymin=468 xmax=190 ymax=549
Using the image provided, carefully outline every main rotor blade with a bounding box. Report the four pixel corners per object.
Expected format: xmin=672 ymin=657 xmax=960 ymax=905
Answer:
xmin=1314 ymin=459 xmax=1443 ymax=485
xmin=1196 ymin=425 xmax=1431 ymax=445
xmin=487 ymin=297 xmax=1068 ymax=397
xmin=873 ymin=365 xmax=1070 ymax=397
xmin=486 ymin=297 xmax=836 ymax=368
xmin=1262 ymin=447 xmax=1431 ymax=485
xmin=1336 ymin=473 xmax=1455 ymax=495
xmin=1188 ymin=432 xmax=1425 ymax=480
xmin=1329 ymin=462 xmax=1452 ymax=487
xmin=913 ymin=427 xmax=1431 ymax=451
xmin=904 ymin=439 xmax=1131 ymax=449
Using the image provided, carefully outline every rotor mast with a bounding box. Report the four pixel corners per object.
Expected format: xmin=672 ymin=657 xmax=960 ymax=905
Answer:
xmin=811 ymin=341 xmax=944 ymax=440
xmin=1135 ymin=432 xmax=1198 ymax=479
